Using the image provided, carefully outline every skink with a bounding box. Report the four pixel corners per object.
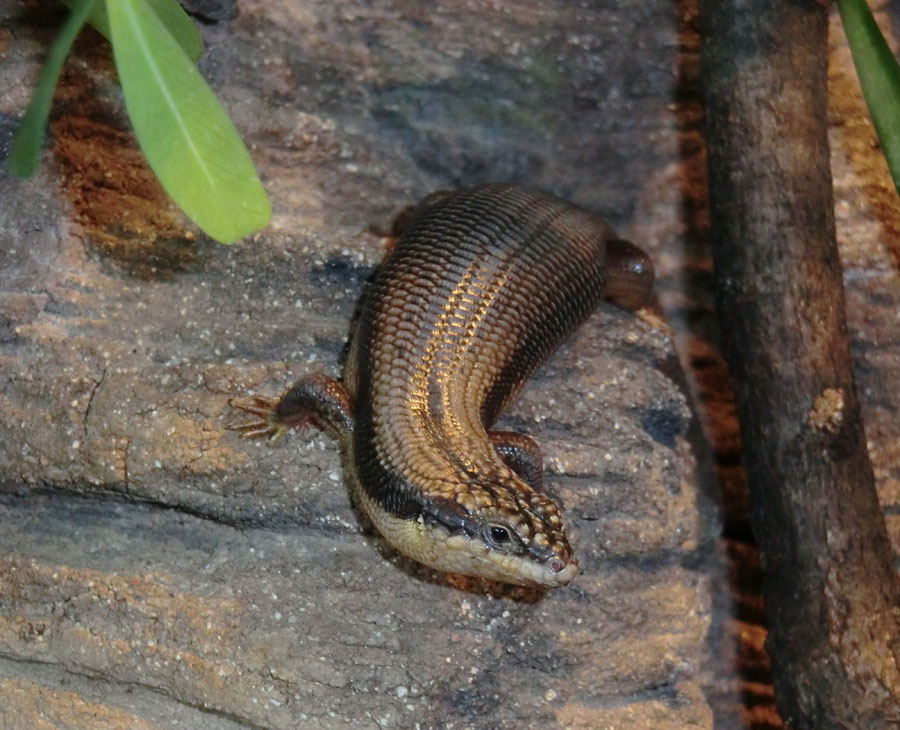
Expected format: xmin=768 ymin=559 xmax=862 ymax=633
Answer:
xmin=231 ymin=184 xmax=653 ymax=587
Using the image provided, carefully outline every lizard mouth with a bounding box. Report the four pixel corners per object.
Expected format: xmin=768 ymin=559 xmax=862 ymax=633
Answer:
xmin=439 ymin=532 xmax=578 ymax=586
xmin=415 ymin=525 xmax=578 ymax=587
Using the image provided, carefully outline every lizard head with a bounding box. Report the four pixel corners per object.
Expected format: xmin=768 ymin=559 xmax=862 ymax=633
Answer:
xmin=413 ymin=470 xmax=578 ymax=588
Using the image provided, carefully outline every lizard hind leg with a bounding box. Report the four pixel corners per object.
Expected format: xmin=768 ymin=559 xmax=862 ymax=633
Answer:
xmin=603 ymin=238 xmax=655 ymax=312
xmin=229 ymin=373 xmax=355 ymax=443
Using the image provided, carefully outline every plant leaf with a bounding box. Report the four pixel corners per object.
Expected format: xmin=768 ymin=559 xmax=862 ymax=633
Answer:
xmin=142 ymin=0 xmax=204 ymax=61
xmin=6 ymin=0 xmax=98 ymax=177
xmin=837 ymin=0 xmax=900 ymax=195
xmin=64 ymin=0 xmax=203 ymax=62
xmin=107 ymin=0 xmax=270 ymax=243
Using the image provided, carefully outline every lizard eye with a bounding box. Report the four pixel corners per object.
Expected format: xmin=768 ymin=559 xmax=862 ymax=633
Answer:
xmin=485 ymin=522 xmax=526 ymax=554
xmin=489 ymin=525 xmax=511 ymax=544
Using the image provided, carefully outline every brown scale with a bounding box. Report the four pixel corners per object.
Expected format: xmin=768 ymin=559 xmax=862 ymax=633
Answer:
xmin=230 ymin=184 xmax=653 ymax=588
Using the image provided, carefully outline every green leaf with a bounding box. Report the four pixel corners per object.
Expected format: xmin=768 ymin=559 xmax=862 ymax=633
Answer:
xmin=142 ymin=0 xmax=204 ymax=61
xmin=63 ymin=0 xmax=203 ymax=62
xmin=83 ymin=0 xmax=111 ymax=39
xmin=107 ymin=0 xmax=270 ymax=243
xmin=837 ymin=0 xmax=900 ymax=195
xmin=6 ymin=0 xmax=98 ymax=177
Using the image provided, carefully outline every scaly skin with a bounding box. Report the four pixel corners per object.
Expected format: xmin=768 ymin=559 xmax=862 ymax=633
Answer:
xmin=231 ymin=184 xmax=653 ymax=588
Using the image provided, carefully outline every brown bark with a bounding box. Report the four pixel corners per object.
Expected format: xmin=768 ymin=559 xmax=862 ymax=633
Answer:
xmin=701 ymin=0 xmax=900 ymax=727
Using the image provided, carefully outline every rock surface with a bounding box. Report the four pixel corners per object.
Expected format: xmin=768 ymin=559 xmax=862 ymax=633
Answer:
xmin=7 ymin=0 xmax=900 ymax=728
xmin=1 ymin=1 xmax=712 ymax=729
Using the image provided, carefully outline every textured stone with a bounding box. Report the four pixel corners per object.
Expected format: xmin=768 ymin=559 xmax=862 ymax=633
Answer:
xmin=1 ymin=0 xmax=720 ymax=728
xmin=0 ymin=678 xmax=162 ymax=730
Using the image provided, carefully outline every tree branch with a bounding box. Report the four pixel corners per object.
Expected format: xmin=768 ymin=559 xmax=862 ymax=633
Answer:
xmin=700 ymin=0 xmax=900 ymax=726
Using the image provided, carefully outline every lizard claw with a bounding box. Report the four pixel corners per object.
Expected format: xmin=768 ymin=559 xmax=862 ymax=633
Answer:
xmin=228 ymin=396 xmax=290 ymax=443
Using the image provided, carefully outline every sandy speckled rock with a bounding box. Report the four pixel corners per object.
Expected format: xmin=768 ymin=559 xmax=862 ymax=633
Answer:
xmin=0 ymin=1 xmax=718 ymax=728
